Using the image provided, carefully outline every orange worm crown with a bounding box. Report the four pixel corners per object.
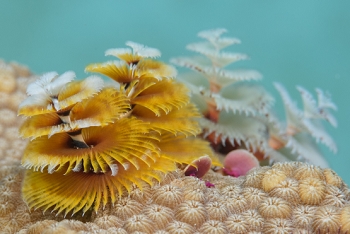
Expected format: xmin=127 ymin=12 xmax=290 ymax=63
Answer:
xmin=19 ymin=41 xmax=220 ymax=216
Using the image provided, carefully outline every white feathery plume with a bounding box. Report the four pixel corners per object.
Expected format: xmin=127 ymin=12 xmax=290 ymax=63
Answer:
xmin=26 ymin=71 xmax=58 ymax=96
xmin=296 ymin=86 xmax=320 ymax=119
xmin=105 ymin=41 xmax=161 ymax=60
xmin=46 ymin=71 xmax=76 ymax=96
xmin=284 ymin=133 xmax=329 ymax=168
xmin=57 ymin=75 xmax=105 ymax=110
xmin=105 ymin=48 xmax=132 ymax=57
xmin=214 ymin=84 xmax=274 ymax=116
xmin=200 ymin=113 xmax=268 ymax=150
xmin=26 ymin=71 xmax=76 ymax=97
xmin=126 ymin=41 xmax=161 ymax=58
xmin=274 ymin=82 xmax=305 ymax=131
xmin=197 ymin=29 xmax=241 ymax=50
xmin=316 ymin=88 xmax=337 ymax=110
xmin=198 ymin=28 xmax=227 ymax=41
xmin=275 ymin=82 xmax=337 ymax=154
xmin=19 ymin=71 xmax=77 ymax=115
xmin=173 ymin=28 xmax=338 ymax=166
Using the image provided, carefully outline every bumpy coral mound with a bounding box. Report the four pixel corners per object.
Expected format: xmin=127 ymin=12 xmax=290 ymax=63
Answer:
xmin=0 ymin=61 xmax=36 ymax=233
xmin=0 ymin=159 xmax=348 ymax=233
xmin=0 ymin=60 xmax=35 ymax=163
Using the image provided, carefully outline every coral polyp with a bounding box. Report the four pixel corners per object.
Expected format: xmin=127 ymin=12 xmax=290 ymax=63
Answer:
xmin=19 ymin=42 xmax=218 ymax=216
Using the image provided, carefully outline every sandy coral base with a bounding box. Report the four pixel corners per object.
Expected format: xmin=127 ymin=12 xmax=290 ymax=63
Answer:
xmin=0 ymin=159 xmax=349 ymax=234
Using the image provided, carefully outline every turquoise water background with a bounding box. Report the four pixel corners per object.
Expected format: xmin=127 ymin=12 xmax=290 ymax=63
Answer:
xmin=1 ymin=1 xmax=349 ymax=184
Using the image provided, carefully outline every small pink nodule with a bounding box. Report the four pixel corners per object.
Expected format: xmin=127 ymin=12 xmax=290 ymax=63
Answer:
xmin=205 ymin=180 xmax=215 ymax=188
xmin=223 ymin=149 xmax=260 ymax=177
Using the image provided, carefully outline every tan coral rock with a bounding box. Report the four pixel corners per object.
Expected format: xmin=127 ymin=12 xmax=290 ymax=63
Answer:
xmin=172 ymin=175 xmax=207 ymax=190
xmin=0 ymin=123 xmax=3 ymax=136
xmin=324 ymin=168 xmax=344 ymax=188
xmin=94 ymin=215 xmax=123 ymax=229
xmin=0 ymin=62 xmax=16 ymax=93
xmin=225 ymin=194 xmax=248 ymax=214
xmin=0 ymin=201 xmax=15 ymax=216
xmin=198 ymin=220 xmax=228 ymax=234
xmin=0 ymin=92 xmax=10 ymax=108
xmin=269 ymin=178 xmax=300 ymax=205
xmin=8 ymin=61 xmax=31 ymax=77
xmin=0 ymin=61 xmax=35 ymax=173
xmin=299 ymin=177 xmax=326 ymax=205
xmin=8 ymin=90 xmax=28 ymax=110
xmin=175 ymin=200 xmax=207 ymax=227
xmin=183 ymin=188 xmax=207 ymax=203
xmin=112 ymin=198 xmax=143 ymax=221
xmin=292 ymin=205 xmax=317 ymax=229
xmin=205 ymin=201 xmax=229 ymax=222
xmin=262 ymin=218 xmax=293 ymax=234
xmin=152 ymin=184 xmax=184 ymax=209
xmin=261 ymin=168 xmax=287 ymax=192
xmin=271 ymin=161 xmax=302 ymax=177
xmin=1 ymin=212 xmax=31 ymax=234
xmin=154 ymin=230 xmax=169 ymax=234
xmin=242 ymin=209 xmax=264 ymax=231
xmin=204 ymin=187 xmax=222 ymax=202
xmin=26 ymin=220 xmax=58 ymax=234
xmin=84 ymin=222 xmax=105 ymax=232
xmin=294 ymin=164 xmax=325 ymax=181
xmin=294 ymin=229 xmax=311 ymax=234
xmin=321 ymin=185 xmax=347 ymax=207
xmin=0 ymin=109 xmax=17 ymax=126
xmin=215 ymin=175 xmax=244 ymax=190
xmin=0 ymin=139 xmax=8 ymax=156
xmin=165 ymin=221 xmax=196 ymax=234
xmin=220 ymin=184 xmax=242 ymax=197
xmin=345 ymin=188 xmax=350 ymax=201
xmin=258 ymin=197 xmax=292 ymax=219
xmin=224 ymin=214 xmax=249 ymax=234
xmin=312 ymin=206 xmax=341 ymax=234
xmin=142 ymin=204 xmax=174 ymax=230
xmin=5 ymin=148 xmax=24 ymax=161
xmin=123 ymin=214 xmax=155 ymax=234
xmin=340 ymin=205 xmax=350 ymax=233
xmin=243 ymin=166 xmax=270 ymax=188
xmin=4 ymin=127 xmax=21 ymax=141
xmin=242 ymin=187 xmax=268 ymax=209
xmin=128 ymin=183 xmax=152 ymax=204
xmin=106 ymin=227 xmax=128 ymax=234
xmin=3 ymin=161 xmax=350 ymax=233
xmin=10 ymin=138 xmax=27 ymax=154
xmin=56 ymin=219 xmax=89 ymax=232
xmin=0 ymin=185 xmax=16 ymax=203
xmin=42 ymin=225 xmax=78 ymax=234
xmin=159 ymin=170 xmax=182 ymax=186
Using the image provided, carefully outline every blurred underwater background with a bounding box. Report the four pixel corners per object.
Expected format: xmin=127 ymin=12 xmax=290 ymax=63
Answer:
xmin=0 ymin=0 xmax=349 ymax=184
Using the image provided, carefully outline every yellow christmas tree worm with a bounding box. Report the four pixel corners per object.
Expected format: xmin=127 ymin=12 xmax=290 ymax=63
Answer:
xmin=19 ymin=42 xmax=220 ymax=216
